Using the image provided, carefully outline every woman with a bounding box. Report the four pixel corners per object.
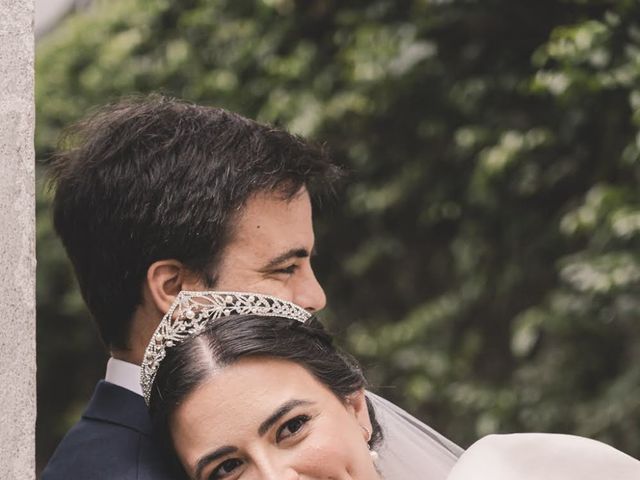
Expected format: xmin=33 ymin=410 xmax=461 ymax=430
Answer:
xmin=143 ymin=291 xmax=640 ymax=479
xmin=146 ymin=292 xmax=384 ymax=479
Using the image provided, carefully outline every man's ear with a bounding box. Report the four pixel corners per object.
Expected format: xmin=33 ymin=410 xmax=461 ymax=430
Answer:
xmin=346 ymin=389 xmax=373 ymax=442
xmin=145 ymin=259 xmax=201 ymax=314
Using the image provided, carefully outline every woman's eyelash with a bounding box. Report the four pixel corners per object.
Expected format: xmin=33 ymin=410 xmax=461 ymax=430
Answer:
xmin=276 ymin=414 xmax=311 ymax=442
xmin=208 ymin=458 xmax=243 ymax=480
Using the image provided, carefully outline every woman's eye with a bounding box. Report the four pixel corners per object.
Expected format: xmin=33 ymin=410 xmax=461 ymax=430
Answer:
xmin=277 ymin=415 xmax=310 ymax=442
xmin=209 ymin=458 xmax=243 ymax=480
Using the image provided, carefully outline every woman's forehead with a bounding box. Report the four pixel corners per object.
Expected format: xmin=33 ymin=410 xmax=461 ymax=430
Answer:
xmin=170 ymin=357 xmax=333 ymax=430
xmin=168 ymin=357 xmax=342 ymax=466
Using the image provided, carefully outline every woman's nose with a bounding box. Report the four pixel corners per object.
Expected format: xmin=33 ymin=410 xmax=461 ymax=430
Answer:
xmin=254 ymin=464 xmax=299 ymax=480
xmin=250 ymin=449 xmax=301 ymax=480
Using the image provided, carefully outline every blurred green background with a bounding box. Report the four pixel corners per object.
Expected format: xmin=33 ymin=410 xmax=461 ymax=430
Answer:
xmin=36 ymin=0 xmax=640 ymax=473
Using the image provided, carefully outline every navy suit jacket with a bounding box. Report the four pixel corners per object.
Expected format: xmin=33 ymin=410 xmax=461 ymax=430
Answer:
xmin=42 ymin=381 xmax=185 ymax=480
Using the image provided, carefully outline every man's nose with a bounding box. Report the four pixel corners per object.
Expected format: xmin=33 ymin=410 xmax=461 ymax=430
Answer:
xmin=293 ymin=264 xmax=326 ymax=313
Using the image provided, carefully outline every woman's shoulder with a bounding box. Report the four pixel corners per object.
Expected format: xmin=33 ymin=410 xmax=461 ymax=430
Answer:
xmin=447 ymin=433 xmax=640 ymax=480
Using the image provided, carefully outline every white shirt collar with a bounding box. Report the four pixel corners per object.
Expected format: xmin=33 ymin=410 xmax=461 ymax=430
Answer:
xmin=105 ymin=357 xmax=143 ymax=397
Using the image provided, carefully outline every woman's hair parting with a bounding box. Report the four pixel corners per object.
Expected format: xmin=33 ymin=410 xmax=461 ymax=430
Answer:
xmin=150 ymin=314 xmax=383 ymax=452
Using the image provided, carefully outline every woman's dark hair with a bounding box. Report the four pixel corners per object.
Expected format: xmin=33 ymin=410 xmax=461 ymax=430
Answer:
xmin=150 ymin=314 xmax=383 ymax=458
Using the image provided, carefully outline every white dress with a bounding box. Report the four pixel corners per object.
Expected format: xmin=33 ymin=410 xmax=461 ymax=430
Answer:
xmin=447 ymin=433 xmax=640 ymax=480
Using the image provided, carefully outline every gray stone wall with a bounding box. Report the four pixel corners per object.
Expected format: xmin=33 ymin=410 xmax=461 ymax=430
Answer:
xmin=0 ymin=0 xmax=36 ymax=478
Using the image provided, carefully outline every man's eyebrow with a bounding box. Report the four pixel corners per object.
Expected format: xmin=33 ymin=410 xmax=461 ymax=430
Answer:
xmin=194 ymin=445 xmax=238 ymax=480
xmin=260 ymin=248 xmax=311 ymax=271
xmin=258 ymin=399 xmax=314 ymax=437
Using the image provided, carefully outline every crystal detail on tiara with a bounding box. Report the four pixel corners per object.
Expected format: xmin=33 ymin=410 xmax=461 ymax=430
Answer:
xmin=140 ymin=290 xmax=312 ymax=405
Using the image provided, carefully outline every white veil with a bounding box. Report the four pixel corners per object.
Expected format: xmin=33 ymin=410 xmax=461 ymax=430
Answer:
xmin=367 ymin=391 xmax=464 ymax=479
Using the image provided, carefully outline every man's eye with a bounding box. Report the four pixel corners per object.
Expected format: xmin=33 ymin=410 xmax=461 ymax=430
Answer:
xmin=274 ymin=264 xmax=298 ymax=275
xmin=276 ymin=415 xmax=310 ymax=442
xmin=209 ymin=458 xmax=243 ymax=480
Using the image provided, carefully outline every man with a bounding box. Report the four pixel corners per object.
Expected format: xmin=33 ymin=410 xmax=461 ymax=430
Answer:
xmin=42 ymin=95 xmax=341 ymax=479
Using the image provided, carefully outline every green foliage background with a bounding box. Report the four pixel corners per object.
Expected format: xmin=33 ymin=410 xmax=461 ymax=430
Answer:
xmin=37 ymin=0 xmax=640 ymax=470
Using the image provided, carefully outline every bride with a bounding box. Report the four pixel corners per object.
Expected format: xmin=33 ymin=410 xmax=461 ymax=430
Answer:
xmin=143 ymin=291 xmax=640 ymax=479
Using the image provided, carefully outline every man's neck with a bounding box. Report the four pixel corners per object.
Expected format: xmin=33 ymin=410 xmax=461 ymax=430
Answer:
xmin=119 ymin=301 xmax=165 ymax=365
xmin=111 ymin=349 xmax=143 ymax=365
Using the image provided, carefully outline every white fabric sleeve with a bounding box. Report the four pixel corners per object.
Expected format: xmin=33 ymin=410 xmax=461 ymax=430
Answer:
xmin=447 ymin=433 xmax=640 ymax=480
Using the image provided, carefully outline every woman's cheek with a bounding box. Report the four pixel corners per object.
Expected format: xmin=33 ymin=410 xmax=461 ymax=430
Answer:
xmin=294 ymin=433 xmax=364 ymax=476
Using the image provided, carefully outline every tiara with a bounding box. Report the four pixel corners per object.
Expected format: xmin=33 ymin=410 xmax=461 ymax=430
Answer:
xmin=140 ymin=290 xmax=312 ymax=404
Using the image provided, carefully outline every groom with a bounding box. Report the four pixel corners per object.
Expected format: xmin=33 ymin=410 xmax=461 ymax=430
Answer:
xmin=42 ymin=96 xmax=459 ymax=479
xmin=42 ymin=96 xmax=338 ymax=478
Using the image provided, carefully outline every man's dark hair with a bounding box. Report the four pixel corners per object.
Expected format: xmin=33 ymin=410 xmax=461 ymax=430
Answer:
xmin=49 ymin=95 xmax=342 ymax=350
xmin=149 ymin=314 xmax=383 ymax=466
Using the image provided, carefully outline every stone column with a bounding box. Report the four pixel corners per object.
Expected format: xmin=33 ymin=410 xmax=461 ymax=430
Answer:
xmin=0 ymin=0 xmax=36 ymax=478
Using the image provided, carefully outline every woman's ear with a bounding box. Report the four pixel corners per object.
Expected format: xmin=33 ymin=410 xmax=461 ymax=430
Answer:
xmin=145 ymin=260 xmax=202 ymax=314
xmin=346 ymin=389 xmax=373 ymax=442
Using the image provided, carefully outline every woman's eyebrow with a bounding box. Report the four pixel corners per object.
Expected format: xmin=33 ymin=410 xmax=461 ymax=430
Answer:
xmin=194 ymin=445 xmax=237 ymax=480
xmin=258 ymin=399 xmax=314 ymax=436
